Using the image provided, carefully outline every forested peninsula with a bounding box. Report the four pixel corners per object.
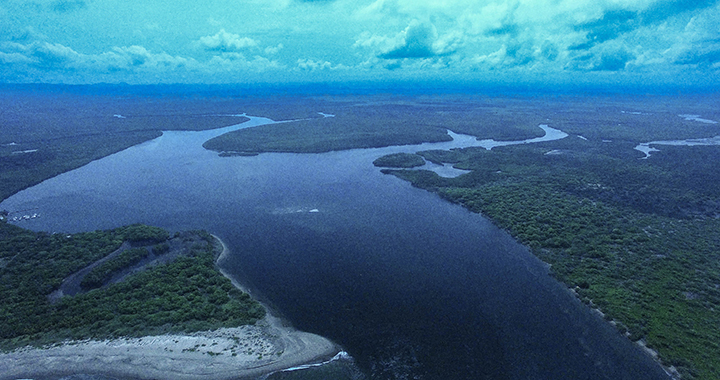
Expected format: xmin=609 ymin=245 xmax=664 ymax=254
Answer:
xmin=0 ymin=223 xmax=265 ymax=347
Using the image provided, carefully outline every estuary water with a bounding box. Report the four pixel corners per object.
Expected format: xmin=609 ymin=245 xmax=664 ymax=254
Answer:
xmin=1 ymin=117 xmax=669 ymax=380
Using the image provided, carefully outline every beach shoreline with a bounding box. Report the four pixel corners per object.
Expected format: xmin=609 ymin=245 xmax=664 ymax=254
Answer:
xmin=0 ymin=234 xmax=341 ymax=380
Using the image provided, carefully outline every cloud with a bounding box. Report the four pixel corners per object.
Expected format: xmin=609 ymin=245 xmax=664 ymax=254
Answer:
xmin=356 ymin=20 xmax=461 ymax=62
xmin=2 ymin=0 xmax=719 ymax=83
xmin=297 ymin=58 xmax=332 ymax=70
xmin=642 ymin=0 xmax=720 ymax=24
xmin=592 ymin=49 xmax=635 ymax=71
xmin=660 ymin=5 xmax=720 ymax=68
xmin=483 ymin=2 xmax=520 ymax=37
xmin=674 ymin=40 xmax=720 ymax=66
xmin=264 ymin=44 xmax=284 ymax=55
xmin=540 ymin=40 xmax=559 ymax=61
xmin=296 ymin=58 xmax=347 ymax=71
xmin=33 ymin=42 xmax=81 ymax=67
xmin=572 ymin=9 xmax=638 ymax=50
xmin=0 ymin=51 xmax=34 ymax=64
xmin=567 ymin=46 xmax=635 ymax=71
xmin=98 ymin=46 xmax=191 ymax=71
xmin=0 ymin=30 xmax=288 ymax=83
xmin=198 ymin=29 xmax=258 ymax=52
xmin=51 ymin=0 xmax=87 ymax=13
xmin=470 ymin=41 xmax=537 ymax=69
xmin=0 ymin=41 xmax=82 ymax=68
xmin=0 ymin=39 xmax=191 ymax=73
xmin=379 ymin=20 xmax=438 ymax=59
xmin=571 ymin=0 xmax=720 ymax=51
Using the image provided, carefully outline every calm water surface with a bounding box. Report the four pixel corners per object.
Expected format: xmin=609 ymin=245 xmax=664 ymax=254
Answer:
xmin=2 ymin=117 xmax=669 ymax=380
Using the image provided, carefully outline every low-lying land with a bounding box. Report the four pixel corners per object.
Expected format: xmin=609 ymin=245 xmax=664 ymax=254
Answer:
xmin=372 ymin=152 xmax=426 ymax=168
xmin=0 ymin=223 xmax=339 ymax=379
xmin=201 ymin=95 xmax=551 ymax=154
xmin=0 ymin=223 xmax=262 ymax=345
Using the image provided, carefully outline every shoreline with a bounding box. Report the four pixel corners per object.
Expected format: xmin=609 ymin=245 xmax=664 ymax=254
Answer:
xmin=0 ymin=235 xmax=341 ymax=380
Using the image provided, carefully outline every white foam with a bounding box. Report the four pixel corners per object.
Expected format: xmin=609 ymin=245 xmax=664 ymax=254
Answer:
xmin=280 ymin=351 xmax=351 ymax=372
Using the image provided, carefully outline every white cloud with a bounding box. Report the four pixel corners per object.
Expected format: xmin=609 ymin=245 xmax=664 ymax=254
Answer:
xmin=1 ymin=0 xmax=719 ymax=83
xmin=380 ymin=20 xmax=439 ymax=59
xmin=0 ymin=51 xmax=34 ymax=64
xmin=264 ymin=43 xmax=284 ymax=55
xmin=296 ymin=58 xmax=348 ymax=71
xmin=0 ymin=41 xmax=83 ymax=68
xmin=198 ymin=29 xmax=258 ymax=52
xmin=297 ymin=58 xmax=332 ymax=70
xmin=356 ymin=20 xmax=462 ymax=61
xmin=351 ymin=0 xmax=720 ymax=72
xmin=0 ymin=39 xmax=189 ymax=77
xmin=96 ymin=46 xmax=192 ymax=71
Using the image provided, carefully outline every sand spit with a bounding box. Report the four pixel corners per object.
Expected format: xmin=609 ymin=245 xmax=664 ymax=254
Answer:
xmin=0 ymin=235 xmax=341 ymax=380
xmin=0 ymin=322 xmax=339 ymax=380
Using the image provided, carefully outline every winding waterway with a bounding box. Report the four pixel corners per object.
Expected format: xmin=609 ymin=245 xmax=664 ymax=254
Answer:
xmin=1 ymin=117 xmax=669 ymax=380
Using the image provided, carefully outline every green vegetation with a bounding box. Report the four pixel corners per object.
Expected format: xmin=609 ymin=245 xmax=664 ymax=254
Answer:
xmin=203 ymin=108 xmax=452 ymax=153
xmin=372 ymin=153 xmax=426 ymax=168
xmin=80 ymin=247 xmax=152 ymax=289
xmin=0 ymin=222 xmax=265 ymax=350
xmin=382 ymin=120 xmax=720 ymax=379
xmin=120 ymin=224 xmax=170 ymax=243
xmin=202 ymin=95 xmax=576 ymax=154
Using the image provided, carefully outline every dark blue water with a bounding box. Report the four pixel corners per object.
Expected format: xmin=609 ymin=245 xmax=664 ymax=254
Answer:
xmin=1 ymin=117 xmax=669 ymax=380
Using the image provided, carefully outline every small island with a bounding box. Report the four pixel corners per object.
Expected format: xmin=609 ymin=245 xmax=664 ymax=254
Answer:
xmin=372 ymin=152 xmax=426 ymax=168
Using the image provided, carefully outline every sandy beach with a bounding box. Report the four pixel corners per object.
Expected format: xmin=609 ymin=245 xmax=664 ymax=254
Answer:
xmin=0 ymin=235 xmax=341 ymax=380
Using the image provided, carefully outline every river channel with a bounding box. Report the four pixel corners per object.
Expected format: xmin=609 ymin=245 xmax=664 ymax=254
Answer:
xmin=1 ymin=116 xmax=669 ymax=380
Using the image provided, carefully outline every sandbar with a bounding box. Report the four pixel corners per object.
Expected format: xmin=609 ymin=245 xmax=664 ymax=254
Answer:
xmin=0 ymin=235 xmax=341 ymax=380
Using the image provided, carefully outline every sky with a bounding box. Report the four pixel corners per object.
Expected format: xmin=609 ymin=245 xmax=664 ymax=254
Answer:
xmin=1 ymin=0 xmax=719 ymax=86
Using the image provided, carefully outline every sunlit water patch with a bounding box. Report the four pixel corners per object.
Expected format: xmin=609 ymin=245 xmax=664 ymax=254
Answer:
xmin=679 ymin=114 xmax=718 ymax=124
xmin=635 ymin=135 xmax=720 ymax=158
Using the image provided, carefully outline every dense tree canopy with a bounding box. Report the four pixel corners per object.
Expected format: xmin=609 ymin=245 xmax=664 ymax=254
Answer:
xmin=0 ymin=223 xmax=264 ymax=350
